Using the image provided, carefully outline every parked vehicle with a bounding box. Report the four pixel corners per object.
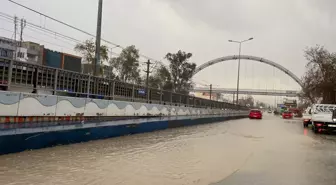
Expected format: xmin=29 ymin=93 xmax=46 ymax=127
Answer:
xmin=311 ymin=104 xmax=336 ymax=134
xmin=249 ymin=109 xmax=262 ymax=119
xmin=302 ymin=106 xmax=312 ymax=127
xmin=282 ymin=111 xmax=293 ymax=119
xmin=273 ymin=110 xmax=280 ymax=115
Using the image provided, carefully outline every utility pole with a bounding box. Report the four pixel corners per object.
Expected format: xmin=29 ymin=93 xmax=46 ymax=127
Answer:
xmin=209 ymin=84 xmax=212 ymax=100
xmin=7 ymin=16 xmax=18 ymax=90
xmin=94 ymin=0 xmax=103 ymax=76
xmin=13 ymin=16 xmax=18 ymax=60
xmin=19 ymin=18 xmax=26 ymax=47
xmin=144 ymin=60 xmax=152 ymax=103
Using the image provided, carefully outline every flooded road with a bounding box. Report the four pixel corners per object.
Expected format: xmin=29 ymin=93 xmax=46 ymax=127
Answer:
xmin=0 ymin=114 xmax=335 ymax=185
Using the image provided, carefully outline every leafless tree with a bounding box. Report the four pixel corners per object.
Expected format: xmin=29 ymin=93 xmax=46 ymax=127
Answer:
xmin=300 ymin=45 xmax=336 ymax=104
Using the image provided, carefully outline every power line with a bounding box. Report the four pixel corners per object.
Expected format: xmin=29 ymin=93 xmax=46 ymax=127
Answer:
xmin=8 ymin=0 xmax=161 ymax=63
xmin=0 ymin=27 xmax=75 ymax=51
xmin=0 ymin=13 xmax=81 ymax=45
xmin=1 ymin=13 xmax=82 ymax=43
xmin=0 ymin=12 xmax=123 ymax=58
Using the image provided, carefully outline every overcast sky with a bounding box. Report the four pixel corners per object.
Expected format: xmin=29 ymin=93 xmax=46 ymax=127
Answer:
xmin=1 ymin=0 xmax=336 ymax=104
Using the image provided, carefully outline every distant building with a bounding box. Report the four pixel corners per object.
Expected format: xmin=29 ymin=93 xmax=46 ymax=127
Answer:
xmin=283 ymin=98 xmax=297 ymax=108
xmin=0 ymin=36 xmax=43 ymax=64
xmin=21 ymin=41 xmax=43 ymax=64
xmin=0 ymin=36 xmax=17 ymax=60
xmin=15 ymin=47 xmax=28 ymax=62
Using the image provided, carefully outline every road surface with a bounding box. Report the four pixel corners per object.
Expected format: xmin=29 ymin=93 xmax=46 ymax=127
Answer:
xmin=0 ymin=114 xmax=335 ymax=185
xmin=211 ymin=114 xmax=336 ymax=185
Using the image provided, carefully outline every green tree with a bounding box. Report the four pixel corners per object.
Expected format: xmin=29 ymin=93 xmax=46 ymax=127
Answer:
xmin=165 ymin=50 xmax=196 ymax=94
xmin=301 ymin=45 xmax=336 ymax=104
xmin=148 ymin=65 xmax=173 ymax=90
xmin=103 ymin=59 xmax=117 ymax=80
xmin=111 ymin=45 xmax=141 ymax=84
xmin=74 ymin=39 xmax=109 ymax=75
xmin=238 ymin=95 xmax=254 ymax=107
xmin=256 ymin=101 xmax=268 ymax=108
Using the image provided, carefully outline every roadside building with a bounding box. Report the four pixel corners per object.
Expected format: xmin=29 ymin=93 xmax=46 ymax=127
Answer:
xmin=0 ymin=36 xmax=17 ymax=61
xmin=21 ymin=41 xmax=43 ymax=64
xmin=0 ymin=36 xmax=43 ymax=64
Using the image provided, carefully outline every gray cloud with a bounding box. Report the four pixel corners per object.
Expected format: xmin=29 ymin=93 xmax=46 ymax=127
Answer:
xmin=1 ymin=0 xmax=336 ymax=104
xmin=160 ymin=0 xmax=306 ymax=33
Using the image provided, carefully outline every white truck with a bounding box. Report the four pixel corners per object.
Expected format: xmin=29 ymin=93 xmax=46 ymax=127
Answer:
xmin=302 ymin=106 xmax=312 ymax=127
xmin=310 ymin=104 xmax=336 ymax=133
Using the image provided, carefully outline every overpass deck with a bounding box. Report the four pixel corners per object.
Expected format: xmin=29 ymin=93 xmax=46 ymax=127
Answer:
xmin=193 ymin=87 xmax=300 ymax=97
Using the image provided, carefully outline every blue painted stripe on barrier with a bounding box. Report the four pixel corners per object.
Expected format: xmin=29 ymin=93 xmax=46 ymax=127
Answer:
xmin=0 ymin=115 xmax=247 ymax=155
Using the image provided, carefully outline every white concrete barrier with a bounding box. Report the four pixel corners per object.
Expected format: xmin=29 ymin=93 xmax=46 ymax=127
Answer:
xmin=0 ymin=91 xmax=249 ymax=117
xmin=17 ymin=93 xmax=57 ymax=116
xmin=0 ymin=91 xmax=20 ymax=116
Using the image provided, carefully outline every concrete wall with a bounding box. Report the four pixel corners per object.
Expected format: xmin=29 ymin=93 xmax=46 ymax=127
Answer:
xmin=0 ymin=91 xmax=247 ymax=117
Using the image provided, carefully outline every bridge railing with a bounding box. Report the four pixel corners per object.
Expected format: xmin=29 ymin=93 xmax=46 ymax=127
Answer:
xmin=0 ymin=58 xmax=248 ymax=110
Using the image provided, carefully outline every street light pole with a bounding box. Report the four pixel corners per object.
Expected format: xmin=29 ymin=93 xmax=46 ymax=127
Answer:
xmin=236 ymin=42 xmax=241 ymax=105
xmin=228 ymin=37 xmax=254 ymax=105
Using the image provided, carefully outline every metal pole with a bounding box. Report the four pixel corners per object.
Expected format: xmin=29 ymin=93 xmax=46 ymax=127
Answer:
xmin=145 ymin=60 xmax=151 ymax=103
xmin=8 ymin=16 xmax=18 ymax=90
xmin=232 ymin=93 xmax=235 ymax=104
xmin=53 ymin=69 xmax=58 ymax=95
xmin=236 ymin=42 xmax=242 ymax=105
xmin=87 ymin=76 xmax=91 ymax=98
xmin=209 ymin=84 xmax=212 ymax=100
xmin=94 ymin=0 xmax=103 ymax=76
xmin=19 ymin=18 xmax=26 ymax=47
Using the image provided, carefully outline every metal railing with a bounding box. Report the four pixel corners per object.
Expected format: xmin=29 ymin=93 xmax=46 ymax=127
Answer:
xmin=0 ymin=58 xmax=248 ymax=110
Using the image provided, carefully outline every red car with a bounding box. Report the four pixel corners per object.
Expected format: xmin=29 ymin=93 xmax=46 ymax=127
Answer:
xmin=282 ymin=111 xmax=293 ymax=119
xmin=249 ymin=109 xmax=262 ymax=119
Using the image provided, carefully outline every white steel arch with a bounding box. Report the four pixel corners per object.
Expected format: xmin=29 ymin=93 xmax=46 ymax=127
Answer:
xmin=193 ymin=55 xmax=303 ymax=88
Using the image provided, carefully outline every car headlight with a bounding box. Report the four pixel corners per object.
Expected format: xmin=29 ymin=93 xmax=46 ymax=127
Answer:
xmin=333 ymin=118 xmax=336 ymax=122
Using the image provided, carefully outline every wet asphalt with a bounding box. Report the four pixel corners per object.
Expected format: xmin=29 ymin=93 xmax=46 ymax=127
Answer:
xmin=211 ymin=113 xmax=336 ymax=185
xmin=0 ymin=113 xmax=335 ymax=185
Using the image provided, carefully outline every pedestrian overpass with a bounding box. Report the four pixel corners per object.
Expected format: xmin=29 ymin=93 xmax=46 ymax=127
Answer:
xmin=192 ymin=87 xmax=300 ymax=97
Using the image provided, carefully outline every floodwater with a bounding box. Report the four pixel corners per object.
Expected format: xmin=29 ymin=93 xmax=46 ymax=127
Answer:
xmin=0 ymin=114 xmax=335 ymax=185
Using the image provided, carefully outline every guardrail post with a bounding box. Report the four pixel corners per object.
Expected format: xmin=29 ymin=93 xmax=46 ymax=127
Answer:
xmin=32 ymin=67 xmax=38 ymax=94
xmin=7 ymin=59 xmax=14 ymax=91
xmin=53 ymin=69 xmax=58 ymax=95
xmin=87 ymin=75 xmax=91 ymax=98
xmin=111 ymin=81 xmax=115 ymax=100
xmin=170 ymin=92 xmax=173 ymax=105
xmin=160 ymin=89 xmax=163 ymax=104
xmin=186 ymin=96 xmax=189 ymax=107
xmin=147 ymin=87 xmax=150 ymax=103
xmin=179 ymin=94 xmax=182 ymax=106
xmin=132 ymin=84 xmax=135 ymax=102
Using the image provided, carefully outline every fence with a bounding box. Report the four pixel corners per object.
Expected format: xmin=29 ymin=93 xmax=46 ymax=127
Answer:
xmin=0 ymin=57 xmax=248 ymax=110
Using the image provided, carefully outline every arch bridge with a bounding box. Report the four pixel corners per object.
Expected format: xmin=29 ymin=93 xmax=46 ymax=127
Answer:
xmin=193 ymin=55 xmax=303 ymax=88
